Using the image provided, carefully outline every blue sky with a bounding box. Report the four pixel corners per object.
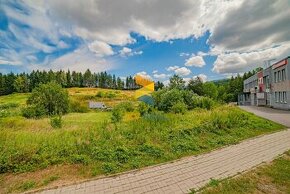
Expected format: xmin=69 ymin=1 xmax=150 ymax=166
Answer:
xmin=1 ymin=0 xmax=289 ymax=83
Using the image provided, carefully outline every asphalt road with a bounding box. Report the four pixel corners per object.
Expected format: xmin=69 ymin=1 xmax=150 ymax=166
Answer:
xmin=239 ymin=106 xmax=290 ymax=127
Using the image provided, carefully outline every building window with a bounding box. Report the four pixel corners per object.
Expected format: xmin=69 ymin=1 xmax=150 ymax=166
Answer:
xmin=278 ymin=71 xmax=281 ymax=82
xmin=266 ymin=76 xmax=270 ymax=88
xmin=281 ymin=69 xmax=286 ymax=81
xmin=275 ymin=92 xmax=278 ymax=102
xmin=274 ymin=72 xmax=277 ymax=83
xmin=280 ymin=92 xmax=283 ymax=103
xmin=283 ymin=92 xmax=287 ymax=104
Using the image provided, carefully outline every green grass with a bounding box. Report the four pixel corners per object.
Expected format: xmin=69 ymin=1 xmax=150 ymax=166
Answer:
xmin=0 ymin=91 xmax=286 ymax=193
xmin=0 ymin=105 xmax=283 ymax=175
xmin=199 ymin=151 xmax=290 ymax=194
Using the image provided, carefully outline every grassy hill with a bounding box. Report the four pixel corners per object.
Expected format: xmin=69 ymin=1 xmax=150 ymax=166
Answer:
xmin=0 ymin=88 xmax=285 ymax=193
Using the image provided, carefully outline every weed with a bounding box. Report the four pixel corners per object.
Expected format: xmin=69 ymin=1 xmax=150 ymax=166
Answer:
xmin=17 ymin=180 xmax=36 ymax=191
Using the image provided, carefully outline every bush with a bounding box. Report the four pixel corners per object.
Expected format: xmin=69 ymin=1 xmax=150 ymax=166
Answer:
xmin=111 ymin=106 xmax=125 ymax=123
xmin=22 ymin=105 xmax=46 ymax=119
xmin=0 ymin=103 xmax=19 ymax=110
xmin=153 ymin=88 xmax=184 ymax=112
xmin=117 ymin=101 xmax=135 ymax=112
xmin=23 ymin=82 xmax=69 ymax=118
xmin=170 ymin=101 xmax=187 ymax=114
xmin=96 ymin=91 xmax=117 ymax=98
xmin=200 ymin=97 xmax=215 ymax=110
xmin=50 ymin=115 xmax=62 ymax=128
xmin=138 ymin=102 xmax=150 ymax=116
xmin=0 ymin=110 xmax=10 ymax=118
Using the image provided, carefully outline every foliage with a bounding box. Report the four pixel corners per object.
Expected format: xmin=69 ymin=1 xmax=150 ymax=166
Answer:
xmin=153 ymin=88 xmax=185 ymax=112
xmin=23 ymin=82 xmax=69 ymax=118
xmin=170 ymin=101 xmax=187 ymax=114
xmin=117 ymin=101 xmax=135 ymax=112
xmin=138 ymin=102 xmax=151 ymax=116
xmin=155 ymin=81 xmax=164 ymax=91
xmin=96 ymin=91 xmax=117 ymax=98
xmin=111 ymin=106 xmax=125 ymax=123
xmin=21 ymin=105 xmax=47 ymax=119
xmin=0 ymin=102 xmax=19 ymax=109
xmin=50 ymin=115 xmax=63 ymax=128
xmin=153 ymin=88 xmax=215 ymax=112
xmin=0 ymin=69 xmax=139 ymax=96
xmin=169 ymin=74 xmax=185 ymax=89
xmin=187 ymin=76 xmax=204 ymax=96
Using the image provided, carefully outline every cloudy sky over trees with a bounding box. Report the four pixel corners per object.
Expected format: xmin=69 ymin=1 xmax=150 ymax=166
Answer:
xmin=1 ymin=0 xmax=289 ymax=82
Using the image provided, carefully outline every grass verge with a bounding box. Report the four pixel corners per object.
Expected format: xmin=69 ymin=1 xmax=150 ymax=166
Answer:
xmin=197 ymin=150 xmax=290 ymax=194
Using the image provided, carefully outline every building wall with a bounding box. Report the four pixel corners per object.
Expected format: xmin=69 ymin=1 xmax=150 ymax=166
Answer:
xmin=271 ymin=58 xmax=290 ymax=110
xmin=242 ymin=56 xmax=290 ymax=110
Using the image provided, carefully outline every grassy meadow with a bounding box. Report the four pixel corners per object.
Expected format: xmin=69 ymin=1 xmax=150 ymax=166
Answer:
xmin=0 ymin=88 xmax=285 ymax=193
xmin=198 ymin=150 xmax=290 ymax=194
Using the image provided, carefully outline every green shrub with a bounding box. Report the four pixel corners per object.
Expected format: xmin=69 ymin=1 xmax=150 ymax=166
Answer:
xmin=22 ymin=105 xmax=46 ymax=119
xmin=117 ymin=101 xmax=134 ymax=112
xmin=96 ymin=91 xmax=105 ymax=98
xmin=193 ymin=96 xmax=215 ymax=110
xmin=111 ymin=106 xmax=125 ymax=123
xmin=50 ymin=115 xmax=62 ymax=128
xmin=26 ymin=82 xmax=69 ymax=117
xmin=138 ymin=102 xmax=150 ymax=116
xmin=170 ymin=101 xmax=187 ymax=114
xmin=0 ymin=110 xmax=10 ymax=118
xmin=102 ymin=163 xmax=118 ymax=174
xmin=0 ymin=102 xmax=19 ymax=109
xmin=156 ymin=88 xmax=184 ymax=112
xmin=96 ymin=91 xmax=117 ymax=98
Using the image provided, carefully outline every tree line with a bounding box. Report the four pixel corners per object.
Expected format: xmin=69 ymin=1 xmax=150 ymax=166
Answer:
xmin=0 ymin=69 xmax=141 ymax=96
xmin=166 ymin=69 xmax=259 ymax=103
xmin=0 ymin=67 xmax=260 ymax=101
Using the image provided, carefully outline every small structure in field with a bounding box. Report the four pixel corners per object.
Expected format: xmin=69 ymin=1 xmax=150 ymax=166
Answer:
xmin=89 ymin=101 xmax=107 ymax=109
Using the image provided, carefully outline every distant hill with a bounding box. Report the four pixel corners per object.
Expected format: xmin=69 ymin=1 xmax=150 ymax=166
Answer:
xmin=211 ymin=78 xmax=230 ymax=86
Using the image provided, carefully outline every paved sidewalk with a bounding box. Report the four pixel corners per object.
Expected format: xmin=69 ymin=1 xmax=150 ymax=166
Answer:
xmin=239 ymin=106 xmax=290 ymax=127
xmin=39 ymin=129 xmax=290 ymax=194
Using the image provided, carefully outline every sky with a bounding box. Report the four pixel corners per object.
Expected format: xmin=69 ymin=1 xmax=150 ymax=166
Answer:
xmin=0 ymin=0 xmax=290 ymax=83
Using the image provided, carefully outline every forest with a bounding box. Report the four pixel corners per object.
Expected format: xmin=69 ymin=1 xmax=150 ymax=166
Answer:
xmin=0 ymin=68 xmax=259 ymax=102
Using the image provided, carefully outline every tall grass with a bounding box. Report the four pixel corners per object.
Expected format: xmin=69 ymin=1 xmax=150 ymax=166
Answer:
xmin=0 ymin=106 xmax=283 ymax=176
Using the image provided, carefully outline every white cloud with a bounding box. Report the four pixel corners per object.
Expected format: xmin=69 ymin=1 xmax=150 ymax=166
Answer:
xmin=153 ymin=73 xmax=170 ymax=79
xmin=119 ymin=47 xmax=143 ymax=57
xmin=184 ymin=73 xmax=207 ymax=84
xmin=0 ymin=58 xmax=21 ymax=66
xmin=43 ymin=46 xmax=114 ymax=72
xmin=88 ymin=40 xmax=114 ymax=57
xmin=193 ymin=73 xmax=208 ymax=82
xmin=135 ymin=71 xmax=152 ymax=80
xmin=185 ymin=55 xmax=205 ymax=67
xmin=166 ymin=66 xmax=179 ymax=71
xmin=1 ymin=0 xmax=290 ymax=75
xmin=212 ymin=42 xmax=290 ymax=74
xmin=180 ymin=52 xmax=190 ymax=57
xmin=166 ymin=65 xmax=191 ymax=76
